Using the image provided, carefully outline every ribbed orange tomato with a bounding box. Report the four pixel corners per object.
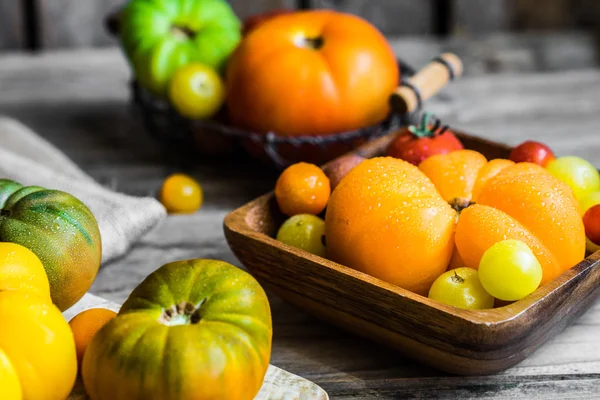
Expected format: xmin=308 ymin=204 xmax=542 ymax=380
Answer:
xmin=325 ymin=151 xmax=586 ymax=295
xmin=226 ymin=10 xmax=399 ymax=136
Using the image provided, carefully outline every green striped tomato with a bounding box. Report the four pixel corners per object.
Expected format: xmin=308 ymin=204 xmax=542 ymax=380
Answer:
xmin=82 ymin=259 xmax=272 ymax=400
xmin=0 ymin=179 xmax=101 ymax=311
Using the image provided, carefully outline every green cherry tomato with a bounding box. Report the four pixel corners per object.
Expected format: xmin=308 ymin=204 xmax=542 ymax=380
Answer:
xmin=276 ymin=214 xmax=326 ymax=257
xmin=546 ymin=156 xmax=600 ymax=201
xmin=168 ymin=63 xmax=225 ymax=120
xmin=119 ymin=0 xmax=241 ymax=95
xmin=478 ymin=239 xmax=543 ymax=301
xmin=428 ymin=267 xmax=494 ymax=310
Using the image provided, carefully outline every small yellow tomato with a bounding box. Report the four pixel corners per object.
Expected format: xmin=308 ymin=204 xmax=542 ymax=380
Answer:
xmin=159 ymin=173 xmax=203 ymax=214
xmin=478 ymin=239 xmax=543 ymax=301
xmin=168 ymin=63 xmax=225 ymax=120
xmin=0 ymin=242 xmax=51 ymax=302
xmin=428 ymin=267 xmax=494 ymax=310
xmin=0 ymin=291 xmax=77 ymax=400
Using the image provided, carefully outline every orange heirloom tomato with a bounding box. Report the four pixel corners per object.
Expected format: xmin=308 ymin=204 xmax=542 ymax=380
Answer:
xmin=0 ymin=291 xmax=77 ymax=400
xmin=226 ymin=10 xmax=399 ymax=136
xmin=326 ymin=151 xmax=586 ymax=295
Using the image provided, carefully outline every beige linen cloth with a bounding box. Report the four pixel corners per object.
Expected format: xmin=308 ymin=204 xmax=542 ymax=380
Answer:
xmin=0 ymin=117 xmax=166 ymax=263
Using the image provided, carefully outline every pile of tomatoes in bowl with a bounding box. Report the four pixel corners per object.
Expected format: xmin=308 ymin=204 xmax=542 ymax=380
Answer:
xmin=110 ymin=1 xmax=403 ymax=164
xmin=270 ymin=115 xmax=600 ymax=310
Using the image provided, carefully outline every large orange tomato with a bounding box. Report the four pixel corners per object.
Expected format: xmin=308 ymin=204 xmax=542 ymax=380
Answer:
xmin=325 ymin=151 xmax=586 ymax=295
xmin=226 ymin=10 xmax=399 ymax=136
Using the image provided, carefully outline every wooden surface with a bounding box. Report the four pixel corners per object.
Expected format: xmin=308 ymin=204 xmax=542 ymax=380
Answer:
xmin=0 ymin=35 xmax=599 ymax=398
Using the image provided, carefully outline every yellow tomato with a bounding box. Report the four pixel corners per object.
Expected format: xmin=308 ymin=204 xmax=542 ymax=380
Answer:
xmin=168 ymin=63 xmax=225 ymax=120
xmin=0 ymin=348 xmax=21 ymax=400
xmin=0 ymin=291 xmax=77 ymax=400
xmin=159 ymin=173 xmax=203 ymax=214
xmin=0 ymin=242 xmax=51 ymax=301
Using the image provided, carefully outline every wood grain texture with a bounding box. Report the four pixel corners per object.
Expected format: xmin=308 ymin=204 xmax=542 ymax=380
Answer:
xmin=0 ymin=39 xmax=599 ymax=397
xmin=38 ymin=0 xmax=122 ymax=48
xmin=311 ymin=0 xmax=434 ymax=35
xmin=0 ymin=1 xmax=23 ymax=50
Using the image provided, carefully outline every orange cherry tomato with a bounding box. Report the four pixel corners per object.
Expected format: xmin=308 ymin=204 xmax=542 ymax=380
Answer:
xmin=69 ymin=308 xmax=118 ymax=368
xmin=159 ymin=173 xmax=203 ymax=214
xmin=275 ymin=162 xmax=330 ymax=216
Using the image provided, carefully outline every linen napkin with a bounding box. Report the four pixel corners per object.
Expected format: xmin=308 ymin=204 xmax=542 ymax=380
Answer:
xmin=0 ymin=117 xmax=166 ymax=263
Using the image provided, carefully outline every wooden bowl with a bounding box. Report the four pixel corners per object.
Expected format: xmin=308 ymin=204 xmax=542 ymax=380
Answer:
xmin=223 ymin=131 xmax=600 ymax=375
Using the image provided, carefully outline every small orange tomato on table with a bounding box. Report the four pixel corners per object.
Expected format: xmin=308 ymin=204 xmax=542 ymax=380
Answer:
xmin=69 ymin=308 xmax=118 ymax=367
xmin=159 ymin=173 xmax=203 ymax=214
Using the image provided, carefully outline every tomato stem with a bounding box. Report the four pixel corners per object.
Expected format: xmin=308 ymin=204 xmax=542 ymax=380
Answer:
xmin=451 ymin=271 xmax=464 ymax=284
xmin=170 ymin=25 xmax=196 ymax=40
xmin=408 ymin=112 xmax=449 ymax=139
xmin=160 ymin=299 xmax=205 ymax=326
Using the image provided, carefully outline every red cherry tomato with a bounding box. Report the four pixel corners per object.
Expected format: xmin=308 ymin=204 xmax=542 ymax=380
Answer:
xmin=385 ymin=113 xmax=463 ymax=166
xmin=242 ymin=8 xmax=294 ymax=35
xmin=583 ymin=204 xmax=600 ymax=246
xmin=509 ymin=140 xmax=555 ymax=167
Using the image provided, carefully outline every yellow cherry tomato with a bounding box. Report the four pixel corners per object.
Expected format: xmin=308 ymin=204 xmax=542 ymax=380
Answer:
xmin=168 ymin=63 xmax=225 ymax=120
xmin=0 ymin=291 xmax=77 ymax=400
xmin=159 ymin=173 xmax=203 ymax=214
xmin=428 ymin=267 xmax=494 ymax=310
xmin=0 ymin=242 xmax=51 ymax=302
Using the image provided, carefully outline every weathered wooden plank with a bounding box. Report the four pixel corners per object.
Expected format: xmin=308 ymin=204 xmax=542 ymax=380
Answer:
xmin=452 ymin=0 xmax=509 ymax=35
xmin=38 ymin=0 xmax=123 ymax=48
xmin=0 ymin=0 xmax=23 ymax=49
xmin=311 ymin=0 xmax=434 ymax=35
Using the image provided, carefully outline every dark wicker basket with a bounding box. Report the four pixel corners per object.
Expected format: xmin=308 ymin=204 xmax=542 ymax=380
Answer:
xmin=129 ymin=61 xmax=418 ymax=169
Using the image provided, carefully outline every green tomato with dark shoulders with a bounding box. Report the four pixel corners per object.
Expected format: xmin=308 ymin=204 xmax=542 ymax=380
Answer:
xmin=82 ymin=259 xmax=273 ymax=400
xmin=0 ymin=179 xmax=101 ymax=311
xmin=119 ymin=0 xmax=242 ymax=96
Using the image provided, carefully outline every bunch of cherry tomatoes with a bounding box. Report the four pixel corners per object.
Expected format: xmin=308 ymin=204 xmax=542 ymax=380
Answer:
xmin=273 ymin=117 xmax=600 ymax=310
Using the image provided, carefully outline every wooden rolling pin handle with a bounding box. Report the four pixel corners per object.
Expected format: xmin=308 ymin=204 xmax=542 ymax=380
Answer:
xmin=390 ymin=53 xmax=463 ymax=115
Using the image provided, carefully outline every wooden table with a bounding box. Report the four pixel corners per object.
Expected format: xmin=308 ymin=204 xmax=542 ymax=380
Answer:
xmin=1 ymin=37 xmax=600 ymax=398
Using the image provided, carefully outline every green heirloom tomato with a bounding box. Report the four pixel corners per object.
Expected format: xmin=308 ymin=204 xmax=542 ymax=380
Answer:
xmin=120 ymin=0 xmax=242 ymax=96
xmin=82 ymin=259 xmax=273 ymax=400
xmin=0 ymin=179 xmax=102 ymax=311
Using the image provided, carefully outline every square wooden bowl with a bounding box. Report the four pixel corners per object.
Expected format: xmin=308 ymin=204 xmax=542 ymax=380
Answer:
xmin=223 ymin=131 xmax=600 ymax=375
